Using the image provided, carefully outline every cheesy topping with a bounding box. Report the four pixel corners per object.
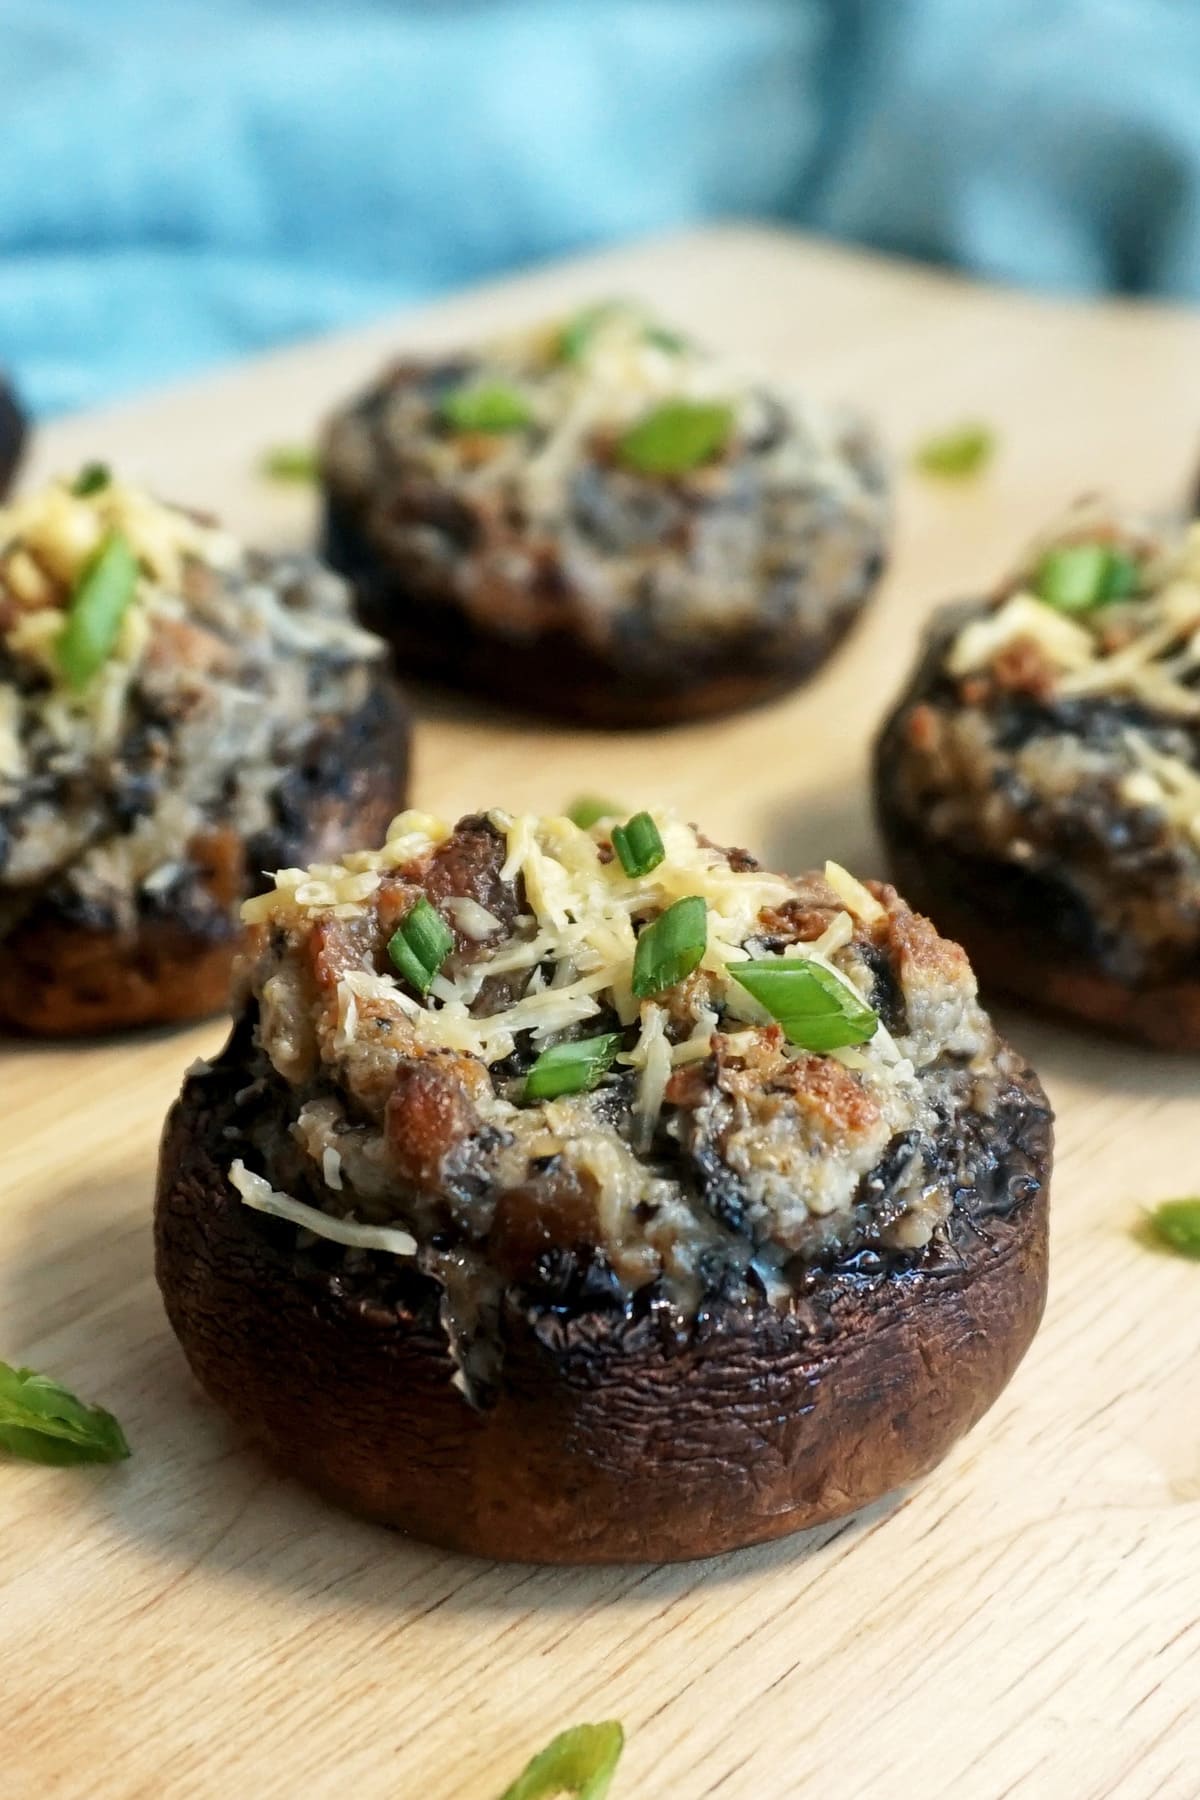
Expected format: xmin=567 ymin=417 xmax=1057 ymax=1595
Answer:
xmin=0 ymin=473 xmax=385 ymax=920
xmin=321 ymin=302 xmax=890 ymax=647
xmin=946 ymin=500 xmax=1200 ymax=719
xmin=232 ymin=805 xmax=1011 ymax=1371
xmin=244 ymin=808 xmax=894 ymax=1083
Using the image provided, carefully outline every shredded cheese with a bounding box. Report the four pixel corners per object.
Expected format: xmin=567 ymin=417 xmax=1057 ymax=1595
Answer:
xmin=245 ymin=808 xmax=912 ymax=1138
xmin=229 ymin=1160 xmax=417 ymax=1256
xmin=945 ymin=509 xmax=1200 ymax=716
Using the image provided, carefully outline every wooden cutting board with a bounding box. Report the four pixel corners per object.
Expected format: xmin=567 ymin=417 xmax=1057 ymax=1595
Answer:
xmin=3 ymin=227 xmax=1198 ymax=1800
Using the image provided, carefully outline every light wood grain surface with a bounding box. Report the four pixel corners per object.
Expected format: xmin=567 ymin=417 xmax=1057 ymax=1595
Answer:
xmin=3 ymin=227 xmax=1199 ymax=1800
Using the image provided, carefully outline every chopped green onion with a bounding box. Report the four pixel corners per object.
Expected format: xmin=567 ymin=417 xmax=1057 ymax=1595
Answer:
xmin=440 ymin=381 xmax=533 ymax=434
xmin=611 ymin=811 xmax=664 ymax=878
xmin=642 ymin=323 xmax=688 ymax=354
xmin=260 ymin=445 xmax=318 ymax=483
xmin=913 ymin=423 xmax=995 ymax=479
xmin=557 ymin=301 xmax=627 ymax=363
xmin=0 ymin=1361 xmax=130 ymax=1466
xmin=56 ymin=530 xmax=138 ymax=690
xmin=556 ymin=299 xmax=687 ymax=364
xmin=616 ymin=400 xmax=734 ymax=477
xmin=387 ymin=896 xmax=454 ymax=994
xmin=499 ymin=1722 xmax=625 ymax=1800
xmin=523 ymin=1033 xmax=622 ymax=1102
xmin=730 ymin=958 xmax=878 ymax=1052
xmin=632 ymin=895 xmax=707 ymax=997
xmin=70 ymin=461 xmax=111 ymax=497
xmin=1145 ymin=1198 xmax=1200 ymax=1260
xmin=1034 ymin=543 xmax=1141 ymax=612
xmin=566 ymin=796 xmax=625 ymax=830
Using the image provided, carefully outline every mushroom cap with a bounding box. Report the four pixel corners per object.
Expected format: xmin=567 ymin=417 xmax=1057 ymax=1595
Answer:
xmin=1 ymin=671 xmax=410 ymax=1035
xmin=874 ymin=611 xmax=1200 ymax=1051
xmin=155 ymin=1028 xmax=1051 ymax=1564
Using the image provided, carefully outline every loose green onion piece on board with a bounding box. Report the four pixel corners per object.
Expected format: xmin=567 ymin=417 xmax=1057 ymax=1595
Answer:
xmin=611 ymin=811 xmax=664 ymax=878
xmin=57 ymin=530 xmax=138 ymax=690
xmin=260 ymin=445 xmax=318 ymax=483
xmin=71 ymin=461 xmax=111 ymax=497
xmin=523 ymin=1033 xmax=622 ymax=1102
xmin=498 ymin=1722 xmax=625 ymax=1800
xmin=616 ymin=400 xmax=734 ymax=477
xmin=387 ymin=897 xmax=454 ymax=994
xmin=0 ymin=1361 xmax=130 ymax=1466
xmin=730 ymin=958 xmax=879 ymax=1052
xmin=913 ymin=423 xmax=995 ymax=479
xmin=566 ymin=796 xmax=625 ymax=830
xmin=440 ymin=382 xmax=533 ymax=433
xmin=1145 ymin=1197 xmax=1200 ymax=1260
xmin=632 ymin=895 xmax=707 ymax=997
xmin=1034 ymin=543 xmax=1140 ymax=612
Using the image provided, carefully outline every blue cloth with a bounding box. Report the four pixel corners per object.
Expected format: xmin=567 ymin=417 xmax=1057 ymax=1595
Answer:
xmin=2 ymin=0 xmax=1199 ymax=416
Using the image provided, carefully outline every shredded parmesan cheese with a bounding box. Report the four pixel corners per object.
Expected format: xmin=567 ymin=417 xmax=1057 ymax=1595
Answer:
xmin=229 ymin=1160 xmax=417 ymax=1256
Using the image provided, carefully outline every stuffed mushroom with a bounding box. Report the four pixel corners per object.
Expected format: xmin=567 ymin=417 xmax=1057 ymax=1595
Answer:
xmin=876 ymin=501 xmax=1200 ymax=1049
xmin=0 ymin=376 xmax=26 ymax=497
xmin=156 ymin=806 xmax=1050 ymax=1563
xmin=0 ymin=470 xmax=410 ymax=1035
xmin=320 ymin=303 xmax=890 ymax=727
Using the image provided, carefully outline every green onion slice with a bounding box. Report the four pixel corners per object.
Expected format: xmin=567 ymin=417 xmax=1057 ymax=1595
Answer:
xmin=730 ymin=958 xmax=878 ymax=1052
xmin=387 ymin=896 xmax=454 ymax=994
xmin=1146 ymin=1197 xmax=1200 ymax=1260
xmin=557 ymin=301 xmax=627 ymax=364
xmin=616 ymin=400 xmax=734 ymax=477
xmin=632 ymin=895 xmax=707 ymax=997
xmin=57 ymin=530 xmax=139 ymax=690
xmin=1034 ymin=543 xmax=1140 ymax=612
xmin=499 ymin=1722 xmax=625 ymax=1800
xmin=260 ymin=445 xmax=318 ymax=483
xmin=611 ymin=811 xmax=664 ymax=878
xmin=71 ymin=461 xmax=111 ymax=497
xmin=0 ymin=1361 xmax=130 ymax=1466
xmin=523 ymin=1033 xmax=622 ymax=1102
xmin=440 ymin=381 xmax=533 ymax=434
xmin=566 ymin=796 xmax=625 ymax=830
xmin=913 ymin=423 xmax=995 ymax=479
xmin=557 ymin=300 xmax=688 ymax=364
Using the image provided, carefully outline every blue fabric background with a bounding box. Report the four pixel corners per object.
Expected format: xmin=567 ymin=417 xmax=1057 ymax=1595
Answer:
xmin=3 ymin=0 xmax=1199 ymax=416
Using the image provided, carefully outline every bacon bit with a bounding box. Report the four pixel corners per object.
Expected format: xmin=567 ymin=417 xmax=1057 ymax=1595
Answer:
xmin=189 ymin=825 xmax=244 ymax=911
xmin=905 ymin=702 xmax=940 ymax=754
xmin=384 ymin=1057 xmax=484 ymax=1193
xmin=773 ymin=1052 xmax=882 ymax=1138
xmin=757 ymin=902 xmax=837 ymax=944
xmin=990 ymin=633 xmax=1057 ymax=699
xmin=1098 ymin=621 xmax=1137 ymax=654
xmin=307 ymin=914 xmax=379 ymax=990
xmin=664 ymin=1061 xmax=710 ymax=1108
xmin=884 ymin=903 xmax=971 ymax=989
xmin=455 ymin=432 xmax=507 ymax=469
xmin=145 ymin=616 xmax=233 ymax=677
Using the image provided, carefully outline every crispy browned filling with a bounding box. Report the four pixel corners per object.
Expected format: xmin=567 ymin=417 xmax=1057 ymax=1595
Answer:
xmin=227 ymin=814 xmax=1049 ymax=1399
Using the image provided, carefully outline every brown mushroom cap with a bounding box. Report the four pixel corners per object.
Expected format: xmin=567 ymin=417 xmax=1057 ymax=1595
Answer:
xmin=323 ymin=490 xmax=882 ymax=729
xmin=155 ymin=1025 xmax=1051 ymax=1564
xmin=1 ymin=672 xmax=410 ymax=1036
xmin=874 ymin=619 xmax=1200 ymax=1052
